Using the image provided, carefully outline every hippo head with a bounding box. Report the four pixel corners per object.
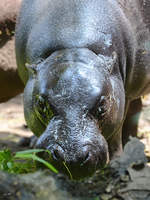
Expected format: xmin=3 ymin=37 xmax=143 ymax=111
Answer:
xmin=24 ymin=48 xmax=125 ymax=179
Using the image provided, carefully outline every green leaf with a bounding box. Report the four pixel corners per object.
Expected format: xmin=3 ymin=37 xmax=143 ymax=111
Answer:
xmin=15 ymin=149 xmax=46 ymax=155
xmin=7 ymin=162 xmax=13 ymax=169
xmin=0 ymin=149 xmax=58 ymax=174
xmin=94 ymin=197 xmax=99 ymax=200
xmin=14 ymin=153 xmax=58 ymax=174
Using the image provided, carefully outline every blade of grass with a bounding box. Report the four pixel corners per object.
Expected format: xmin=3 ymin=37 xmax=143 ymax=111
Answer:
xmin=15 ymin=149 xmax=46 ymax=155
xmin=15 ymin=153 xmax=58 ymax=174
xmin=63 ymin=161 xmax=73 ymax=180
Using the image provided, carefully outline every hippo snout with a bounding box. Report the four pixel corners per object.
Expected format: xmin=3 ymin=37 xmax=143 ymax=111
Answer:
xmin=49 ymin=142 xmax=108 ymax=166
xmin=51 ymin=144 xmax=99 ymax=165
xmin=36 ymin=116 xmax=109 ymax=179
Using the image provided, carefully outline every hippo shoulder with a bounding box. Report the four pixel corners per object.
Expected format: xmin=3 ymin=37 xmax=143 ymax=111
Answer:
xmin=123 ymin=0 xmax=150 ymax=99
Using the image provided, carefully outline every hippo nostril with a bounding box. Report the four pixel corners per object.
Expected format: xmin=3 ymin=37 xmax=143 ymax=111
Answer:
xmin=51 ymin=145 xmax=65 ymax=161
xmin=53 ymin=149 xmax=61 ymax=160
xmin=84 ymin=152 xmax=90 ymax=163
xmin=80 ymin=152 xmax=90 ymax=167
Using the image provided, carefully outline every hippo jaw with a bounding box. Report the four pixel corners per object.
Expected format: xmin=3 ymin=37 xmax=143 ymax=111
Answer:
xmin=24 ymin=48 xmax=125 ymax=179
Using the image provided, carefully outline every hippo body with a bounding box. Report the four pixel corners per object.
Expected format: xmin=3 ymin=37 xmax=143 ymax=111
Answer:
xmin=15 ymin=0 xmax=150 ymax=178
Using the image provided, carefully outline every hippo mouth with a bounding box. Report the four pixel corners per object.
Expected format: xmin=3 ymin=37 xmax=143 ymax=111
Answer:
xmin=51 ymin=145 xmax=109 ymax=180
xmin=37 ymin=142 xmax=109 ymax=180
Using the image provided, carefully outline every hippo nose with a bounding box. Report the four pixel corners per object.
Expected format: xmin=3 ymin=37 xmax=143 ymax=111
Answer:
xmin=50 ymin=144 xmax=108 ymax=179
xmin=50 ymin=144 xmax=106 ymax=167
xmin=36 ymin=140 xmax=108 ymax=179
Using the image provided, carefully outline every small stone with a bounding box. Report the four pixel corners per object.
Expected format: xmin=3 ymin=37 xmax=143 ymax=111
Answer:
xmin=120 ymin=174 xmax=129 ymax=182
xmin=105 ymin=184 xmax=114 ymax=193
xmin=101 ymin=194 xmax=112 ymax=200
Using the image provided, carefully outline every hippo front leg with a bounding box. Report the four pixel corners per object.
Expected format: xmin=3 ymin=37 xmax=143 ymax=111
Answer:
xmin=122 ymin=98 xmax=142 ymax=146
xmin=107 ymin=128 xmax=123 ymax=159
xmin=108 ymin=97 xmax=142 ymax=159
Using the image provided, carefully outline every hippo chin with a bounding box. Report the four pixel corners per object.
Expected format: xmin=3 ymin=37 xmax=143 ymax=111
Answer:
xmin=15 ymin=0 xmax=150 ymax=179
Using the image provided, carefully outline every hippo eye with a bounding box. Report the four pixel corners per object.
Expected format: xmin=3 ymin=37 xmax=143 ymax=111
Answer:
xmin=34 ymin=95 xmax=54 ymax=126
xmin=90 ymin=96 xmax=107 ymax=120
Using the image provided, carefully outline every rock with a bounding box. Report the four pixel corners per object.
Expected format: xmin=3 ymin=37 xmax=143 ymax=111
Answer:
xmin=0 ymin=0 xmax=24 ymax=103
xmin=110 ymin=137 xmax=148 ymax=174
xmin=0 ymin=171 xmax=95 ymax=200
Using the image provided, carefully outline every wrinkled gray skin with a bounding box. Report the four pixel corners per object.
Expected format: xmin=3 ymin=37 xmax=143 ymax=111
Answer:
xmin=15 ymin=0 xmax=150 ymax=179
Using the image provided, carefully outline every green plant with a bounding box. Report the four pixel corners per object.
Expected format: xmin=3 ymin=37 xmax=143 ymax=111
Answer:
xmin=0 ymin=149 xmax=58 ymax=174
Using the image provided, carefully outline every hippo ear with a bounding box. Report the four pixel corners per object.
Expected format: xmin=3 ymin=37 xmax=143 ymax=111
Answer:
xmin=98 ymin=51 xmax=117 ymax=74
xmin=25 ymin=63 xmax=37 ymax=77
xmin=106 ymin=51 xmax=117 ymax=74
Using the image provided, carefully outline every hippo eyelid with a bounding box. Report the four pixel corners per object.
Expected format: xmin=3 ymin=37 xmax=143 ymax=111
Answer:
xmin=89 ymin=95 xmax=108 ymax=119
xmin=93 ymin=95 xmax=106 ymax=109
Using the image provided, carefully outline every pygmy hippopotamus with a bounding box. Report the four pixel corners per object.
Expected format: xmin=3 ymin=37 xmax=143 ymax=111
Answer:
xmin=15 ymin=0 xmax=150 ymax=179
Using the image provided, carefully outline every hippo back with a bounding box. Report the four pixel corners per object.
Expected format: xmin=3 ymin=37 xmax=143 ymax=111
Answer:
xmin=16 ymin=0 xmax=135 ymax=85
xmin=118 ymin=0 xmax=150 ymax=98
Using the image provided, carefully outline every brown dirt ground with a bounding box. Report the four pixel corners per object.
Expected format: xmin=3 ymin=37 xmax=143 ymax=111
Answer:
xmin=0 ymin=94 xmax=33 ymax=151
xmin=0 ymin=94 xmax=150 ymax=157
